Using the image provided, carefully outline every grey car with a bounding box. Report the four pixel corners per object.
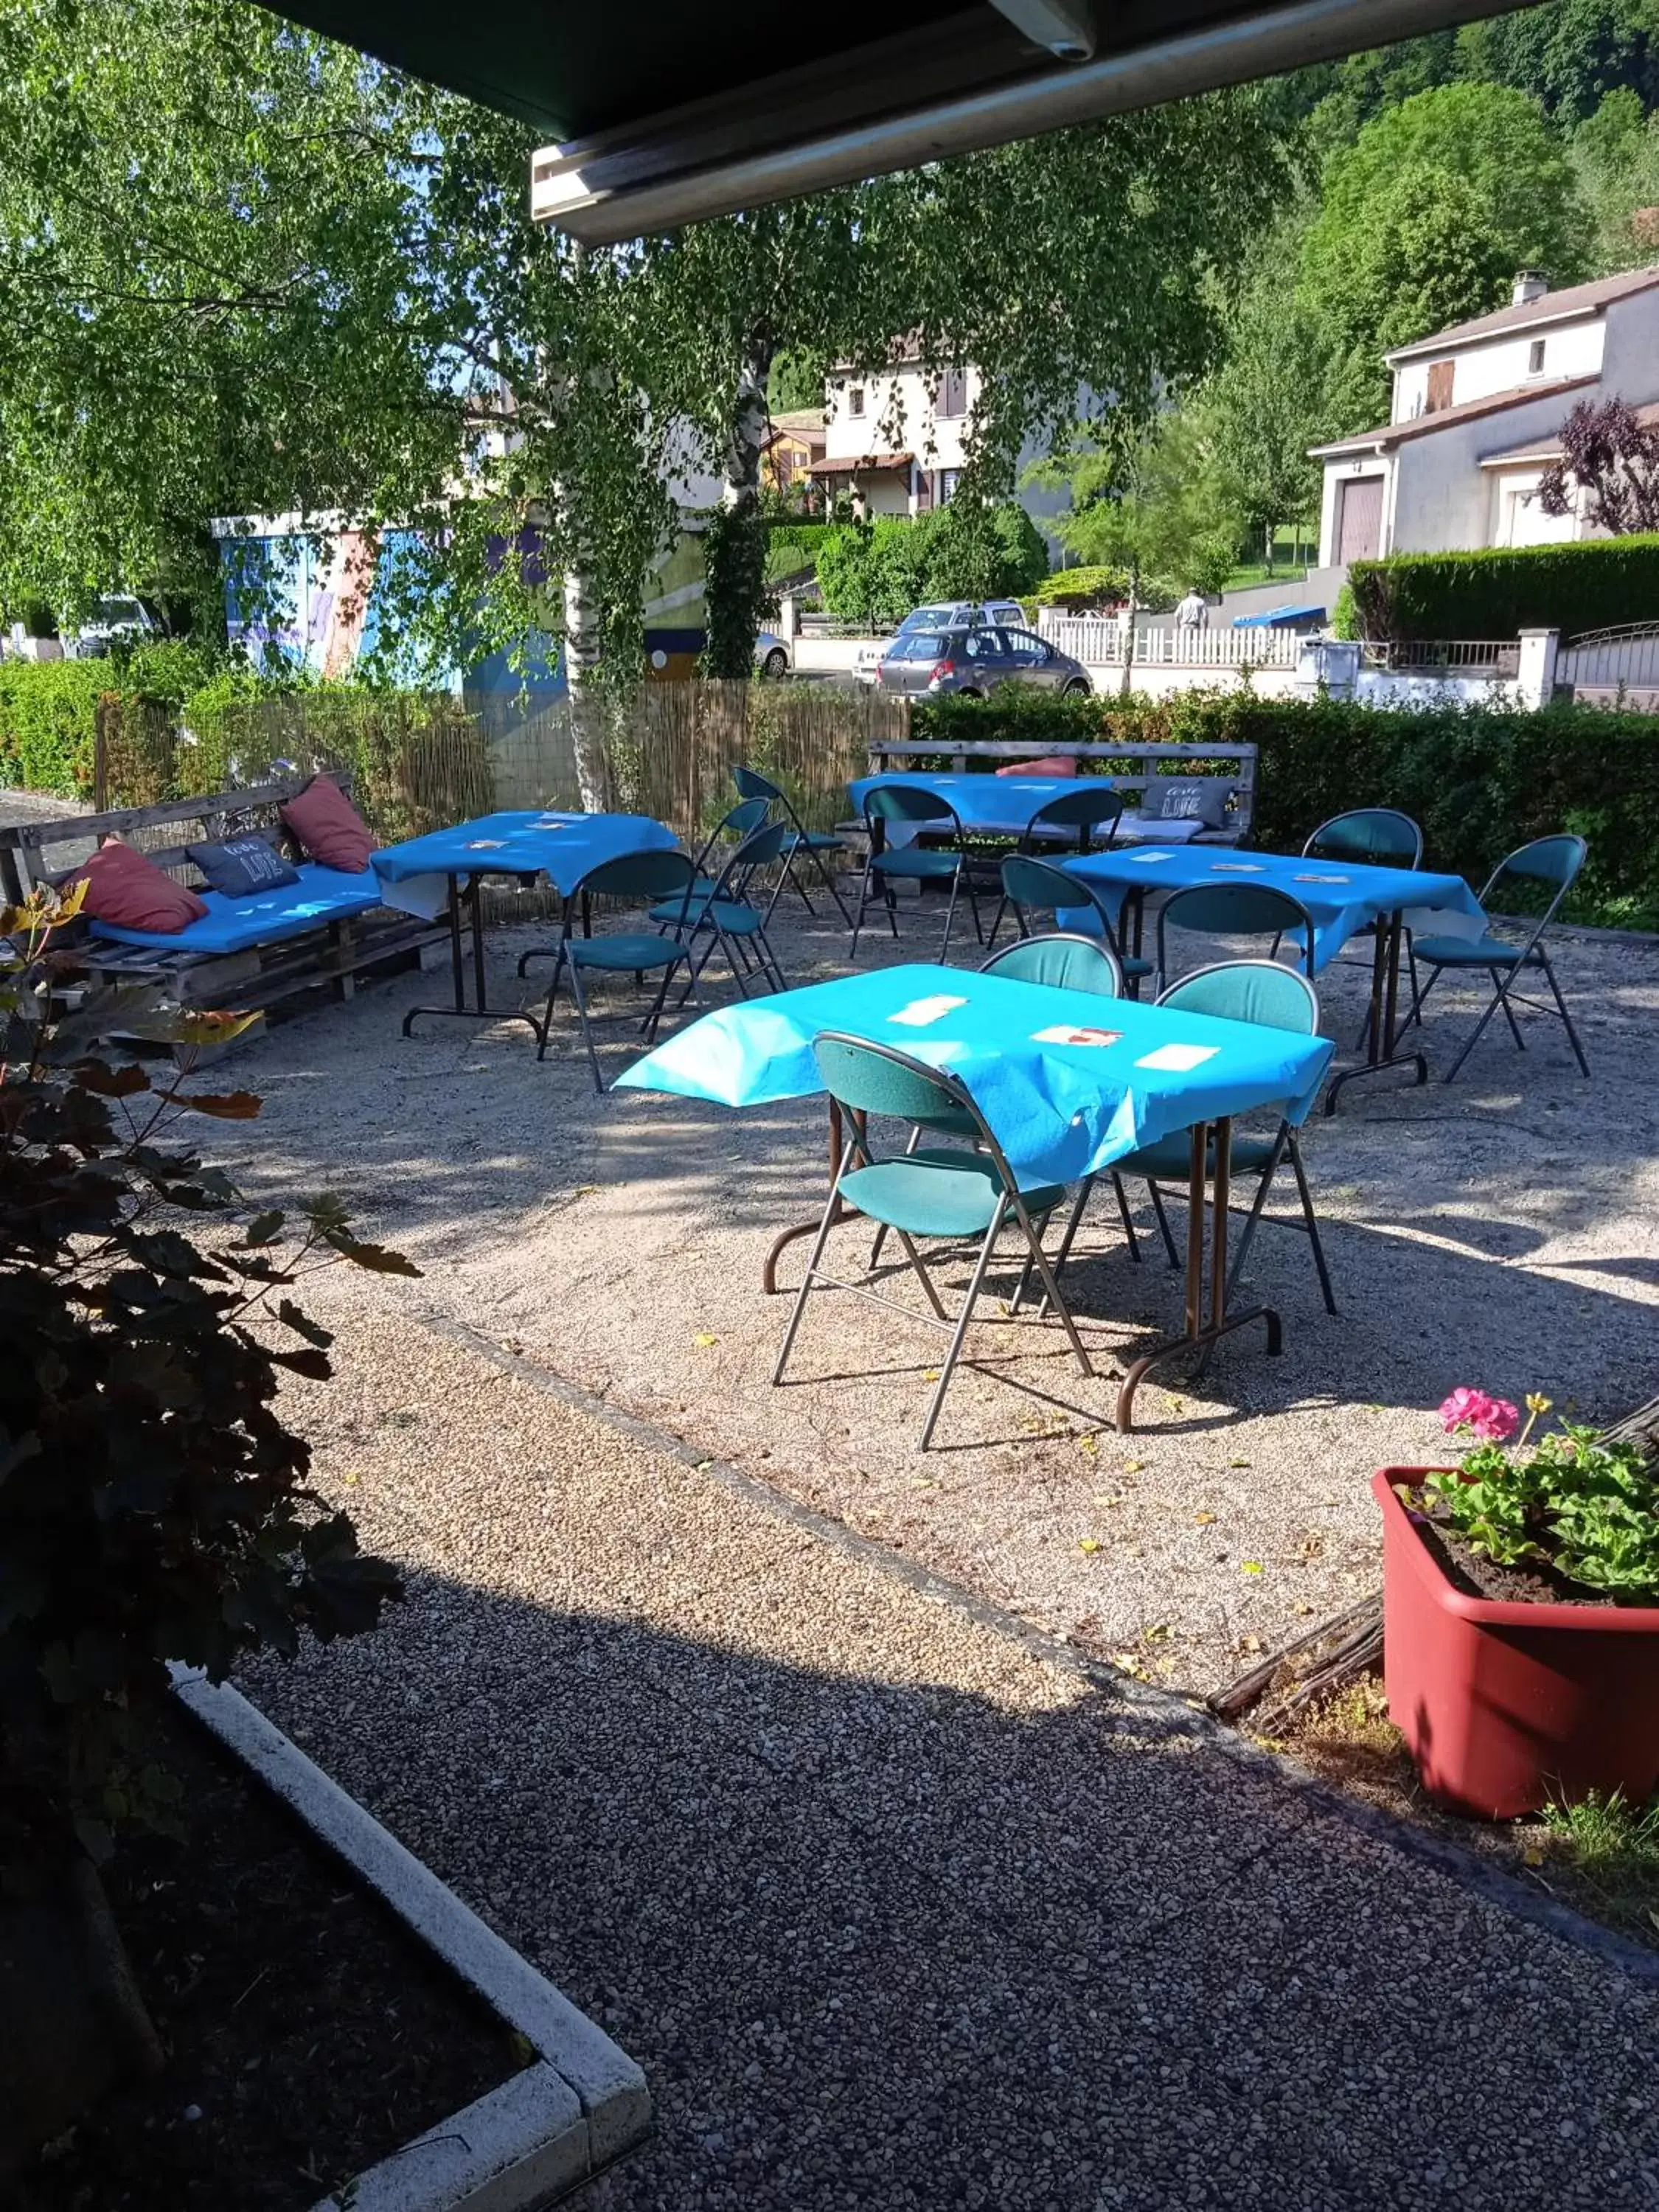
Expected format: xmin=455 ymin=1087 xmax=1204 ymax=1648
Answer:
xmin=875 ymin=624 xmax=1091 ymax=698
xmin=855 ymin=598 xmax=1029 ymax=680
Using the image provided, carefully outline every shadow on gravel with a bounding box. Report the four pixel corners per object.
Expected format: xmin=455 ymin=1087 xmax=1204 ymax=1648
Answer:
xmin=238 ymin=1569 xmax=1659 ymax=2212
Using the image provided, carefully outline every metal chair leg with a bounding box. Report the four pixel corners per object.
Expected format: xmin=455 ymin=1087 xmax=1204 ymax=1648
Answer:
xmin=891 ymin=1228 xmax=950 ymax=1322
xmin=534 ymin=942 xmax=570 ymax=1061
xmin=1539 ymin=950 xmax=1590 ymax=1076
xmin=963 ymin=872 xmax=985 ymax=945
xmin=1220 ymin=1128 xmax=1284 ymax=1304
xmin=940 ymin=863 xmax=961 ymax=961
xmin=1286 ymin=1130 xmax=1338 ymax=1315
xmin=1493 ymin=967 xmax=1528 ymax=1050
xmin=1006 ymin=1195 xmax=1093 ymax=1380
xmin=1147 ymin=1181 xmax=1181 ymax=1268
xmin=849 ymin=854 xmax=876 ymax=960
xmin=1111 ymin=1174 xmax=1141 ymax=1263
xmin=1397 ymin=958 xmax=1441 ymax=1040
xmin=773 ymin=1140 xmax=858 ymax=1385
xmin=918 ymin=1217 xmax=1004 ymax=1451
xmin=1442 ymin=973 xmax=1516 ymax=1084
xmin=565 ymin=961 xmax=605 ymax=1093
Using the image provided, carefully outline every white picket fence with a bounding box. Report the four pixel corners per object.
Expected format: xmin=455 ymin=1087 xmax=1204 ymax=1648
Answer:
xmin=1037 ymin=613 xmax=1302 ymax=669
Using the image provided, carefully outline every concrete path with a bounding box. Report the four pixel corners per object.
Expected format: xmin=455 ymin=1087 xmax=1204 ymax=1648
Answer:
xmin=240 ymin=1289 xmax=1659 ymax=2212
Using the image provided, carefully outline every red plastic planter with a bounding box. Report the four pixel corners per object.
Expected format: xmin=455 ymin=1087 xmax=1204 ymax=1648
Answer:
xmin=1374 ymin=1467 xmax=1659 ymax=1820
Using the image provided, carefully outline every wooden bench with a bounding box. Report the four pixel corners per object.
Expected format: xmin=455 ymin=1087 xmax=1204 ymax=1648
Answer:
xmin=858 ymin=737 xmax=1256 ymax=843
xmin=0 ymin=776 xmax=446 ymax=1046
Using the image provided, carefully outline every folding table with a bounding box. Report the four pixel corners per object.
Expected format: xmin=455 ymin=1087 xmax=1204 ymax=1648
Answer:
xmin=372 ymin=810 xmax=679 ymax=1038
xmin=615 ymin=961 xmax=1334 ymax=1428
xmin=1062 ymin=845 xmax=1485 ymax=1110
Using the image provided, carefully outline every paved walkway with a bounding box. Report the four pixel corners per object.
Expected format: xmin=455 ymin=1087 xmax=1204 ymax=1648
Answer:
xmin=239 ymin=1287 xmax=1659 ymax=2212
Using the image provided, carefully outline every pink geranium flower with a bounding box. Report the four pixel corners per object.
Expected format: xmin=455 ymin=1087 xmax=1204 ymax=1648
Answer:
xmin=1439 ymin=1387 xmax=1520 ymax=1443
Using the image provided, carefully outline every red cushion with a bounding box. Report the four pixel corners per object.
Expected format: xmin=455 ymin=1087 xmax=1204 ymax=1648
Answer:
xmin=279 ymin=775 xmax=375 ymax=873
xmin=996 ymin=756 xmax=1077 ymax=779
xmin=72 ymin=838 xmax=209 ymax=935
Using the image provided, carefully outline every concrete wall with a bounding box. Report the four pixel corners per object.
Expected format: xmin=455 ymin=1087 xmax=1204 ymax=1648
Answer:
xmin=1385 ymin=386 xmax=1599 ymax=557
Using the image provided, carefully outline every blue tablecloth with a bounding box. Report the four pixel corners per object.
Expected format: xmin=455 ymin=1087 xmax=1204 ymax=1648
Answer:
xmin=846 ymin=773 xmax=1208 ymax=845
xmin=614 ymin=962 xmax=1334 ymax=1185
xmin=1062 ymin=846 xmax=1485 ymax=973
xmin=372 ymin=810 xmax=678 ymax=917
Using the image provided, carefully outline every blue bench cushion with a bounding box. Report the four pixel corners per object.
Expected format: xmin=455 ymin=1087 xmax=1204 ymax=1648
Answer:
xmin=88 ymin=864 xmax=385 ymax=955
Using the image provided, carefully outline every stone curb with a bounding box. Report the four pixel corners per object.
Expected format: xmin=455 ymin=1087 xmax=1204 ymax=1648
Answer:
xmin=420 ymin=1310 xmax=1659 ymax=1993
xmin=171 ymin=1669 xmax=652 ymax=2209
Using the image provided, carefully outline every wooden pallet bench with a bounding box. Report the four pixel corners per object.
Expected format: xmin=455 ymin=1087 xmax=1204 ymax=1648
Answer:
xmin=0 ymin=777 xmax=446 ymax=1048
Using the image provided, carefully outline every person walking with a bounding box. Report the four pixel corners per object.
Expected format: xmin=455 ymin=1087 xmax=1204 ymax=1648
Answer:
xmin=1174 ymin=585 xmax=1209 ymax=631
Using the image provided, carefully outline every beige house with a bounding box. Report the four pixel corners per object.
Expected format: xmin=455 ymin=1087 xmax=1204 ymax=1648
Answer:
xmin=1311 ymin=264 xmax=1659 ymax=566
xmin=812 ymin=343 xmax=978 ymax=518
xmin=761 ymin=408 xmax=826 ymax=499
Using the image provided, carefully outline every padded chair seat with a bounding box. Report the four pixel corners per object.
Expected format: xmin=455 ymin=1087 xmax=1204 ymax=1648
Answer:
xmin=1415 ymin=932 xmax=1541 ymax=968
xmin=1119 ymin=1128 xmax=1282 ymax=1180
xmin=872 ymin=847 xmax=963 ymax=879
xmin=841 ymin=1150 xmax=1065 ymax=1238
xmin=565 ymin=930 xmax=684 ymax=971
xmin=790 ymin=830 xmax=844 ymax=851
xmin=88 ymin=863 xmax=383 ymax=954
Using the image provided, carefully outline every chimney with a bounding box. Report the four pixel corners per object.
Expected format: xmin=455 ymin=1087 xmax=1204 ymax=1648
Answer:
xmin=1512 ymin=271 xmax=1551 ymax=307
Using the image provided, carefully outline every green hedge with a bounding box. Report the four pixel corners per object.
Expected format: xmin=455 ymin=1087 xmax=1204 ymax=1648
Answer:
xmin=0 ymin=661 xmax=109 ymax=794
xmin=1349 ymin=536 xmax=1659 ymax=643
xmin=914 ymin=687 xmax=1659 ymax=930
xmin=765 ymin=523 xmax=833 ymax=582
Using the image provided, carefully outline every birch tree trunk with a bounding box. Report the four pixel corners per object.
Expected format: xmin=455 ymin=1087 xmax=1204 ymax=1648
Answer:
xmin=562 ymin=557 xmax=610 ymax=812
xmin=1118 ymin=567 xmax=1140 ymax=700
xmin=723 ymin=349 xmax=770 ymax=519
xmin=700 ymin=344 xmax=773 ymax=679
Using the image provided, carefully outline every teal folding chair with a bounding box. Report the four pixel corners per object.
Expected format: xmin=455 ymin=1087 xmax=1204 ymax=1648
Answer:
xmin=645 ymin=795 xmax=773 ymax=933
xmin=672 ymin=818 xmax=793 ymax=1003
xmin=1399 ymin=832 xmax=1589 ymax=1082
xmin=999 ymin=853 xmax=1153 ymax=995
xmin=774 ymin=1032 xmax=1092 ymax=1450
xmin=533 ymin=849 xmax=702 ymax=1090
xmin=985 ymin=785 xmax=1127 ymax=947
xmin=866 ymin=931 xmax=1134 ymax=1274
xmin=1297 ymin=807 xmax=1425 ymax=1048
xmin=1051 ymin=959 xmax=1336 ymax=1324
xmin=850 ymin=785 xmax=981 ymax=961
xmin=733 ymin=765 xmax=852 ymax=925
xmin=1305 ymin=807 xmax=1423 ymax=868
xmin=1157 ymin=882 xmax=1316 ymax=992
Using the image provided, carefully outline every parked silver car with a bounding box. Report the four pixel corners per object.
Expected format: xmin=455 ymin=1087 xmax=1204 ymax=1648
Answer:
xmin=876 ymin=624 xmax=1091 ymax=698
xmin=754 ymin=630 xmax=791 ymax=678
xmin=855 ymin=599 xmax=1030 ymax=681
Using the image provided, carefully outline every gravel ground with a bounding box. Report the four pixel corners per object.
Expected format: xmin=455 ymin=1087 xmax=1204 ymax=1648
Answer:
xmin=213 ymin=880 xmax=1659 ymax=1695
xmin=239 ymin=1295 xmax=1659 ymax=2211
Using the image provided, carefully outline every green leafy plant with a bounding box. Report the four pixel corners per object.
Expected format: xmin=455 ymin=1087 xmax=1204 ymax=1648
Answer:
xmin=1425 ymin=1389 xmax=1659 ymax=1596
xmin=1032 ymin=567 xmax=1132 ymax=611
xmin=813 ymin=507 xmax=1048 ymax=627
xmin=1 ymin=885 xmax=413 ymax=1874
xmin=699 ymin=504 xmax=778 ymax=678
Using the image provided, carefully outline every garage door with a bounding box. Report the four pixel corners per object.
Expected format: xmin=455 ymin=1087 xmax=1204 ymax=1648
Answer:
xmin=1337 ymin=476 xmax=1385 ymax=564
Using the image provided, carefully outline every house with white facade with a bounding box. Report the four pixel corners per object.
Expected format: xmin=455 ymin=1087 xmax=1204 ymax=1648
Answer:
xmin=808 ymin=341 xmax=1073 ymax=547
xmin=1310 ymin=264 xmax=1659 ymax=567
xmin=813 ymin=344 xmax=979 ymax=518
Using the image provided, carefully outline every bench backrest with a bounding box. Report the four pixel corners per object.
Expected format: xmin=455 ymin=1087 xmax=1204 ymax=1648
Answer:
xmin=863 ymin=739 xmax=1256 ymax=834
xmin=0 ymin=774 xmax=357 ymax=903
